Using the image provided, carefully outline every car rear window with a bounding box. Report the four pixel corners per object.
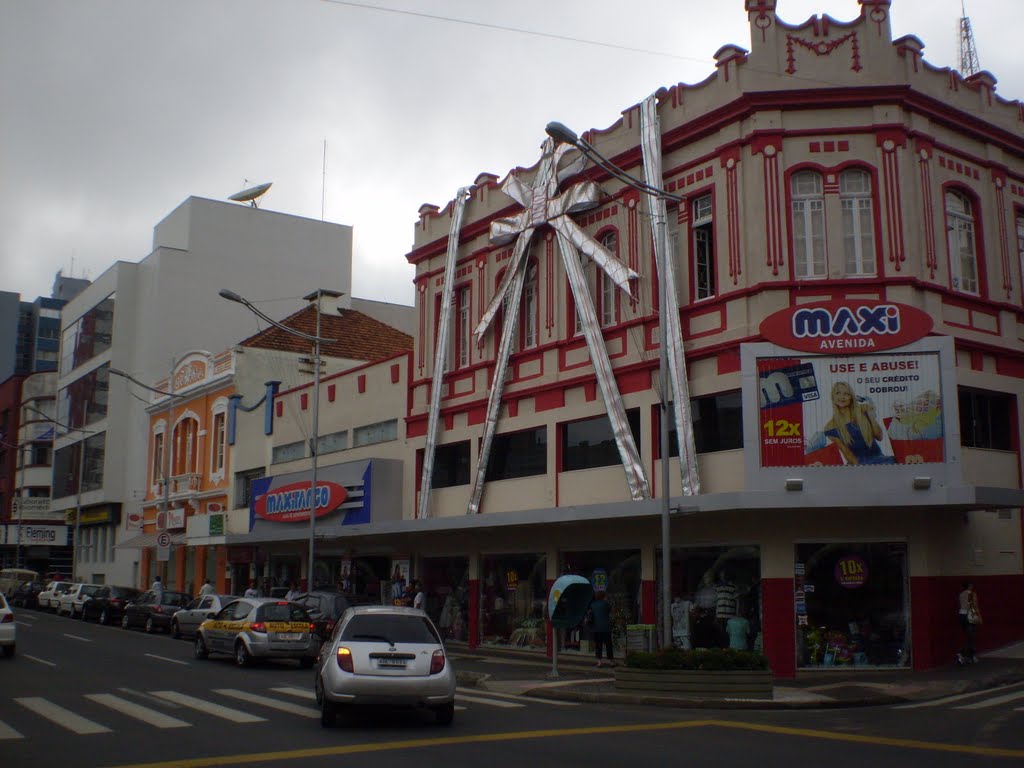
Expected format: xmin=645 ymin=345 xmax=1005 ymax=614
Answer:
xmin=341 ymin=614 xmax=441 ymax=644
xmin=258 ymin=603 xmax=310 ymax=623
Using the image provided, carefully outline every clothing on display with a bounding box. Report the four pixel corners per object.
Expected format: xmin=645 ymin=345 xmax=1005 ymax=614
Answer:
xmin=726 ymin=616 xmax=750 ymax=650
xmin=670 ymin=597 xmax=692 ymax=649
xmin=715 ymin=579 xmax=738 ymax=619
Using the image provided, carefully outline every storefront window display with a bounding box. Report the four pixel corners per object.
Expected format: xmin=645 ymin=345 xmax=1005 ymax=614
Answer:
xmin=561 ymin=550 xmax=641 ymax=656
xmin=658 ymin=545 xmax=762 ymax=652
xmin=421 ymin=557 xmax=470 ymax=642
xmin=480 ymin=554 xmax=547 ymax=649
xmin=796 ymin=542 xmax=909 ymax=668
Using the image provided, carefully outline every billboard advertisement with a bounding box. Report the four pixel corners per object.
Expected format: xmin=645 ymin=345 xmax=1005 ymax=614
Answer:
xmin=757 ymin=351 xmax=944 ymax=467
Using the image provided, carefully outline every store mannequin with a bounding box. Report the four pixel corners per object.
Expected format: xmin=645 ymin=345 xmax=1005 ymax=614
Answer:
xmin=694 ymin=572 xmax=717 ymax=610
xmin=715 ymin=572 xmax=738 ymax=620
xmin=670 ymin=596 xmax=692 ymax=649
xmin=726 ymin=615 xmax=750 ymax=650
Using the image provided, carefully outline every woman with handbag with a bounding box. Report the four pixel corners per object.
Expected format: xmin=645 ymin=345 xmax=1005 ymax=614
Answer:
xmin=957 ymin=581 xmax=982 ymax=665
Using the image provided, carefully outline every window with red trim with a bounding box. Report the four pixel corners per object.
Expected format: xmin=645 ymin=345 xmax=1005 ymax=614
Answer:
xmin=945 ymin=190 xmax=979 ymax=295
xmin=691 ymin=194 xmax=715 ymax=300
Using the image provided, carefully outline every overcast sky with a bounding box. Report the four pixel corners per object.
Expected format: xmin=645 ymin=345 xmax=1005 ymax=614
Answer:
xmin=2 ymin=0 xmax=1020 ymax=311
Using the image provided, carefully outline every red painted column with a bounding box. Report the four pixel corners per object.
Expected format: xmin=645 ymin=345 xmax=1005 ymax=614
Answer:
xmin=194 ymin=545 xmax=207 ymax=593
xmin=468 ymin=579 xmax=480 ymax=649
xmin=174 ymin=546 xmax=187 ymax=593
xmin=641 ymin=579 xmax=656 ymax=625
xmin=140 ymin=548 xmax=152 ymax=590
xmin=545 ymin=578 xmax=555 ymax=658
xmin=761 ymin=577 xmax=796 ymax=678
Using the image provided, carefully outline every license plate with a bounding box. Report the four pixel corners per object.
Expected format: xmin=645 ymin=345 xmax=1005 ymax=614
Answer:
xmin=377 ymin=658 xmax=407 ymax=667
xmin=275 ymin=633 xmax=301 ymax=641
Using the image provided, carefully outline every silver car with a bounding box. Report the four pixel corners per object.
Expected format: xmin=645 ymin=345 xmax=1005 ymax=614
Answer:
xmin=171 ymin=594 xmax=234 ymax=639
xmin=315 ymin=605 xmax=456 ymax=727
xmin=194 ymin=598 xmax=317 ymax=668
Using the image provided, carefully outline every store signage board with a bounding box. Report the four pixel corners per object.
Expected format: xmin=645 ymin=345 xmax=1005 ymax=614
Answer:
xmin=760 ymin=300 xmax=933 ymax=354
xmin=251 ymin=480 xmax=348 ymax=523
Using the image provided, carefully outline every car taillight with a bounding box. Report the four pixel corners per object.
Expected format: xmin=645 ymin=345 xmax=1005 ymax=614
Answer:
xmin=111 ymin=599 xmax=122 ymax=606
xmin=250 ymin=622 xmax=266 ymax=633
xmin=1 ymin=614 xmax=13 ymax=623
xmin=336 ymin=647 xmax=353 ymax=672
xmin=310 ymin=623 xmax=317 ymax=633
xmin=154 ymin=606 xmax=164 ymax=614
xmin=430 ymin=649 xmax=446 ymax=675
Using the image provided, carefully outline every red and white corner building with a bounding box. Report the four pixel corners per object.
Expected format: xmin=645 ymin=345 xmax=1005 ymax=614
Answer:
xmin=364 ymin=1 xmax=1024 ymax=676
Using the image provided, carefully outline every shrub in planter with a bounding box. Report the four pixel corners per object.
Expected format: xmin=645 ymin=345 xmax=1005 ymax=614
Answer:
xmin=625 ymin=647 xmax=769 ymax=671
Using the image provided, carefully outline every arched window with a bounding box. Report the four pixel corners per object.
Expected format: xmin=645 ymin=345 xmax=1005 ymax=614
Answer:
xmin=210 ymin=400 xmax=228 ymax=480
xmin=791 ymin=170 xmax=826 ymax=278
xmin=599 ymin=231 xmax=618 ymax=327
xmin=691 ymin=194 xmax=715 ymax=299
xmin=151 ymin=421 xmax=167 ymax=488
xmin=173 ymin=417 xmax=200 ymax=476
xmin=945 ymin=190 xmax=979 ymax=294
xmin=522 ymin=261 xmax=539 ymax=348
xmin=840 ymin=169 xmax=876 ymax=275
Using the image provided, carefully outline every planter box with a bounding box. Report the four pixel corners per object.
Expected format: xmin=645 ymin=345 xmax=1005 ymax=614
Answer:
xmin=614 ymin=668 xmax=773 ymax=699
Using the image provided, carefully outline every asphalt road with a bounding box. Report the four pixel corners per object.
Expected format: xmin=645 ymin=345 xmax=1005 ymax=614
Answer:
xmin=3 ymin=608 xmax=1023 ymax=767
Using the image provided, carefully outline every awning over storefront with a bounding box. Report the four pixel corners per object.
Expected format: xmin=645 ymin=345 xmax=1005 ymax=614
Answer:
xmin=222 ymin=482 xmax=1024 ymax=548
xmin=115 ymin=531 xmax=187 ymax=549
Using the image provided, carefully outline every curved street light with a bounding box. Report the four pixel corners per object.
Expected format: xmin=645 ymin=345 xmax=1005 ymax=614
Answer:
xmin=546 ymin=121 xmax=681 ymax=650
xmin=219 ymin=289 xmax=337 ymax=592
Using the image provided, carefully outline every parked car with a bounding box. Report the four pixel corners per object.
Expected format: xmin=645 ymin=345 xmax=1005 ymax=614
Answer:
xmin=121 ymin=590 xmax=191 ymax=633
xmin=81 ymin=585 xmax=143 ymax=625
xmin=314 ymin=605 xmax=456 ymax=727
xmin=0 ymin=567 xmax=40 ymax=597
xmin=38 ymin=581 xmax=74 ymax=611
xmin=0 ymin=594 xmax=14 ymax=657
xmin=171 ymin=594 xmax=235 ymax=639
xmin=10 ymin=580 xmax=46 ymax=610
xmin=57 ymin=583 xmax=102 ymax=618
xmin=294 ymin=590 xmax=351 ymax=641
xmin=193 ymin=598 xmax=317 ymax=668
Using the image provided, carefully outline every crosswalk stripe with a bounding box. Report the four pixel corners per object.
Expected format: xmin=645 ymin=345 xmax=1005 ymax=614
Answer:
xmin=270 ymin=686 xmax=316 ymax=701
xmin=150 ymin=691 xmax=265 ymax=723
xmin=214 ymin=689 xmax=319 ymax=719
xmin=455 ymin=686 xmax=579 ymax=706
xmin=893 ymin=682 xmax=1024 ymax=709
xmin=15 ymin=697 xmax=111 ymax=735
xmin=0 ymin=720 xmax=24 ymax=740
xmin=85 ymin=693 xmax=191 ymax=728
xmin=454 ymin=692 xmax=524 ymax=708
xmin=955 ymin=690 xmax=1024 ymax=709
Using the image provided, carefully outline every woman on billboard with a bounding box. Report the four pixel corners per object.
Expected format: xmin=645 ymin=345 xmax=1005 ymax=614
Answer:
xmin=824 ymin=382 xmax=895 ymax=465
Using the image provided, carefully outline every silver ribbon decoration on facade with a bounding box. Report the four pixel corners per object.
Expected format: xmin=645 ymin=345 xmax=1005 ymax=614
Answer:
xmin=640 ymin=94 xmax=700 ymax=495
xmin=417 ymin=187 xmax=471 ymax=519
xmin=468 ymin=138 xmax=651 ymax=514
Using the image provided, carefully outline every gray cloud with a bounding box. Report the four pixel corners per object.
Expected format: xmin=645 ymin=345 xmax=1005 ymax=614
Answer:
xmin=2 ymin=0 xmax=1020 ymax=309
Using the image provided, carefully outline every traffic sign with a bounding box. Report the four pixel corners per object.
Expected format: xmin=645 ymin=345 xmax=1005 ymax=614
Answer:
xmin=157 ymin=531 xmax=171 ymax=562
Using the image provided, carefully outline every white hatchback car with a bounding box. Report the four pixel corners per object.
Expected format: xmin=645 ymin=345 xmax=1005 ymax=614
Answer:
xmin=0 ymin=594 xmax=15 ymax=657
xmin=57 ymin=584 xmax=101 ymax=618
xmin=314 ymin=605 xmax=456 ymax=727
xmin=38 ymin=581 xmax=74 ymax=611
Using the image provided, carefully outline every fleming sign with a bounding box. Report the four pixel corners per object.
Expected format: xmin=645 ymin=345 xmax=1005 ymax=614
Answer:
xmin=252 ymin=481 xmax=347 ymax=523
xmin=760 ymin=301 xmax=933 ymax=353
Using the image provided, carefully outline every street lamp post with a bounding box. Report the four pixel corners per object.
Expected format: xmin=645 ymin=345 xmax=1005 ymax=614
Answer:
xmin=219 ymin=289 xmax=335 ymax=591
xmin=546 ymin=121 xmax=685 ymax=649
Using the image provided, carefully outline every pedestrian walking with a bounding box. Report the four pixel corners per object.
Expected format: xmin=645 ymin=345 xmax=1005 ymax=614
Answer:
xmin=588 ymin=590 xmax=615 ymax=667
xmin=957 ymin=580 xmax=982 ymax=664
xmin=199 ymin=579 xmax=215 ymax=596
xmin=151 ymin=575 xmax=163 ymax=598
xmin=413 ymin=581 xmax=426 ymax=611
xmin=244 ymin=580 xmax=259 ymax=598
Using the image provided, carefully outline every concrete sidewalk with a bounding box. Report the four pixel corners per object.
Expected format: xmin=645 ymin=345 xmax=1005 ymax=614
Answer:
xmin=453 ymin=641 xmax=1024 ymax=709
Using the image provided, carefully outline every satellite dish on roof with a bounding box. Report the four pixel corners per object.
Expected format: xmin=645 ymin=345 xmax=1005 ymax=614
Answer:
xmin=228 ymin=182 xmax=272 ymax=208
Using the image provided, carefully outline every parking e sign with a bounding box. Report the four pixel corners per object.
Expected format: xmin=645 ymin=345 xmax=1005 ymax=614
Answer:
xmin=157 ymin=531 xmax=171 ymax=561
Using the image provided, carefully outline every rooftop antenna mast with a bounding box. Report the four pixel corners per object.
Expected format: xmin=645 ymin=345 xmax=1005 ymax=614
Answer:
xmin=958 ymin=0 xmax=980 ymax=77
